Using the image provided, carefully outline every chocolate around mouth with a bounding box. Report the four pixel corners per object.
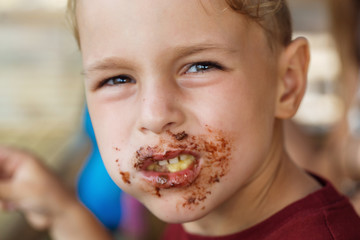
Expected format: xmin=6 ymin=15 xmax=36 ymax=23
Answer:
xmin=134 ymin=147 xmax=198 ymax=170
xmin=134 ymin=147 xmax=200 ymax=188
xmin=132 ymin=127 xmax=231 ymax=203
xmin=133 ymin=130 xmax=191 ymax=171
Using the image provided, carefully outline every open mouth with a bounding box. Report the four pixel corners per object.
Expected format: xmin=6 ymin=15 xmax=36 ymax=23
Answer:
xmin=146 ymin=154 xmax=196 ymax=173
xmin=136 ymin=150 xmax=200 ymax=189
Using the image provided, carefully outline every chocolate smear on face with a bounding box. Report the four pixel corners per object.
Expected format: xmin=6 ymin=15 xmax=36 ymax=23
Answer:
xmin=174 ymin=131 xmax=188 ymax=141
xmin=155 ymin=187 xmax=161 ymax=197
xmin=134 ymin=146 xmax=157 ymax=169
xmin=134 ymin=127 xmax=232 ymax=208
xmin=113 ymin=146 xmax=121 ymax=151
xmin=120 ymin=171 xmax=131 ymax=184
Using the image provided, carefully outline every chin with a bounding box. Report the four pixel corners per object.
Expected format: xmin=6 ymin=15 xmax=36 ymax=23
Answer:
xmin=146 ymin=200 xmax=210 ymax=224
xmin=136 ymin=190 xmax=215 ymax=224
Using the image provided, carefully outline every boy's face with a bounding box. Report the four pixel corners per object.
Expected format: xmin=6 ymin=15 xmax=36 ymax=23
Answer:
xmin=78 ymin=0 xmax=280 ymax=222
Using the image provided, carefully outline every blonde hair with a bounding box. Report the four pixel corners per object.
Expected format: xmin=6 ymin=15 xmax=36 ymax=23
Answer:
xmin=67 ymin=0 xmax=292 ymax=50
xmin=225 ymin=0 xmax=292 ymax=48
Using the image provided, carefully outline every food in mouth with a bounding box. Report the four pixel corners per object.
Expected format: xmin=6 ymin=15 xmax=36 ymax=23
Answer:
xmin=146 ymin=154 xmax=195 ymax=173
xmin=136 ymin=150 xmax=200 ymax=189
xmin=131 ymin=127 xmax=231 ymax=202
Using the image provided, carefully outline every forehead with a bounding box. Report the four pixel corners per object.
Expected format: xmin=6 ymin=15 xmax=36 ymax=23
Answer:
xmin=77 ymin=0 xmax=266 ymax=67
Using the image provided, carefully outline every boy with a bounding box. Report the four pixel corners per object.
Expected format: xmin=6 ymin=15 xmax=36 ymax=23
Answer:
xmin=1 ymin=0 xmax=360 ymax=239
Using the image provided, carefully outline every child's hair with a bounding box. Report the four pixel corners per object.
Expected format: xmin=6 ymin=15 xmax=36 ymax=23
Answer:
xmin=67 ymin=0 xmax=292 ymax=51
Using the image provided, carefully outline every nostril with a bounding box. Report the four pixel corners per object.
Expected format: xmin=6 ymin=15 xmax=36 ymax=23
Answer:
xmin=140 ymin=121 xmax=176 ymax=134
xmin=163 ymin=122 xmax=176 ymax=130
xmin=140 ymin=126 xmax=148 ymax=133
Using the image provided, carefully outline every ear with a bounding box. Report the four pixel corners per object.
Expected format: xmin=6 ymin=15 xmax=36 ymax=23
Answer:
xmin=275 ymin=37 xmax=310 ymax=119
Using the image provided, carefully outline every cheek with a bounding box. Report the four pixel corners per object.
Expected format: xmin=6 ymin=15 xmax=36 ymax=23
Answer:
xmin=191 ymin=76 xmax=276 ymax=133
xmin=199 ymin=77 xmax=277 ymax=171
xmin=97 ymin=143 xmax=137 ymax=195
xmin=87 ymin=97 xmax=135 ymax=150
xmin=86 ymin=100 xmax=136 ymax=181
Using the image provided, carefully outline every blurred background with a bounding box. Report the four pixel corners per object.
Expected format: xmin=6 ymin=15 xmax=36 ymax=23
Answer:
xmin=0 ymin=0 xmax=359 ymax=239
xmin=0 ymin=0 xmax=86 ymax=239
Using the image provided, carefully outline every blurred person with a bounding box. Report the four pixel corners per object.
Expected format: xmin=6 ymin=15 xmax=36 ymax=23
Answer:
xmin=343 ymin=0 xmax=360 ymax=214
xmin=1 ymin=1 xmax=360 ymax=240
xmin=285 ymin=0 xmax=360 ymax=214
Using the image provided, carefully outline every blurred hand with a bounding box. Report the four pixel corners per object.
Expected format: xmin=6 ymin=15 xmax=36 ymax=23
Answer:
xmin=0 ymin=146 xmax=75 ymax=230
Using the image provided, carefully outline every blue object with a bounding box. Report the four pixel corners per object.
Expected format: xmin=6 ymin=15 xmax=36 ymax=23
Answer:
xmin=77 ymin=107 xmax=123 ymax=231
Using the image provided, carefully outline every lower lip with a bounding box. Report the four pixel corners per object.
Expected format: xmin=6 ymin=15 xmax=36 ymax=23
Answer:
xmin=141 ymin=163 xmax=200 ymax=189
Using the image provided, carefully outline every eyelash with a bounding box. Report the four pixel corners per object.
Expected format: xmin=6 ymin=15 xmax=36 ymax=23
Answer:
xmin=99 ymin=75 xmax=136 ymax=88
xmin=96 ymin=61 xmax=224 ymax=89
xmin=185 ymin=61 xmax=224 ymax=74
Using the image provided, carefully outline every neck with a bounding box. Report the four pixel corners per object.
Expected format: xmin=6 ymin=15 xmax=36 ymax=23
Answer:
xmin=183 ymin=121 xmax=321 ymax=236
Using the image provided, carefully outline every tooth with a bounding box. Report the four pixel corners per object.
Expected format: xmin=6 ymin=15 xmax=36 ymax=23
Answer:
xmin=146 ymin=155 xmax=196 ymax=173
xmin=158 ymin=160 xmax=168 ymax=166
xmin=180 ymin=154 xmax=195 ymax=161
xmin=169 ymin=157 xmax=179 ymax=164
xmin=167 ymin=155 xmax=195 ymax=173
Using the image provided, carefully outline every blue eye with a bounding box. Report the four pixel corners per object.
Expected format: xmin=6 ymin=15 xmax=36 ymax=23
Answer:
xmin=104 ymin=75 xmax=135 ymax=86
xmin=186 ymin=62 xmax=223 ymax=74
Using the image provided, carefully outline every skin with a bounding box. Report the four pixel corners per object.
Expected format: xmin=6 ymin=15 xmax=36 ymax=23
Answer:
xmin=0 ymin=0 xmax=319 ymax=239
xmin=77 ymin=0 xmax=319 ymax=236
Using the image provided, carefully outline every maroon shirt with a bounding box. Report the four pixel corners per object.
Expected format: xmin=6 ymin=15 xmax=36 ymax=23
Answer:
xmin=162 ymin=175 xmax=360 ymax=240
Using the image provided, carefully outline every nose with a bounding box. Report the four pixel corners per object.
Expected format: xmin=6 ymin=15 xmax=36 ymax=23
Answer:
xmin=137 ymin=81 xmax=185 ymax=135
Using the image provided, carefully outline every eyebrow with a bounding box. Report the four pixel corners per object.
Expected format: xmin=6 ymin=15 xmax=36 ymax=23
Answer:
xmin=172 ymin=43 xmax=238 ymax=59
xmin=83 ymin=57 xmax=136 ymax=77
xmin=83 ymin=43 xmax=238 ymax=76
